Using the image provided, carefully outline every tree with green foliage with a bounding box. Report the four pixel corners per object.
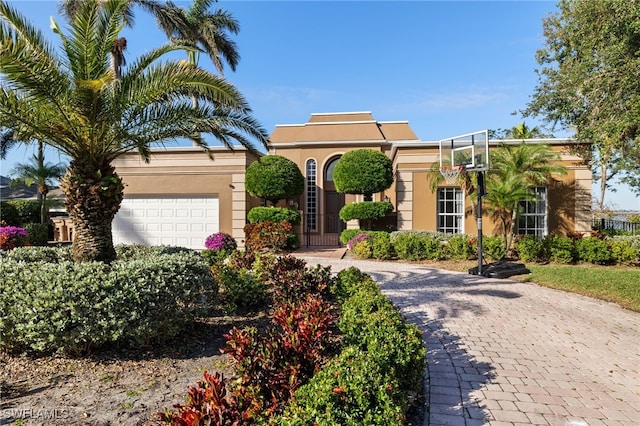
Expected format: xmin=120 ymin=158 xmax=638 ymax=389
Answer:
xmin=10 ymin=142 xmax=66 ymax=224
xmin=245 ymin=155 xmax=304 ymax=206
xmin=333 ymin=149 xmax=393 ymax=201
xmin=0 ymin=0 xmax=268 ymax=262
xmin=524 ymin=0 xmax=640 ymax=208
xmin=485 ymin=143 xmax=565 ymax=252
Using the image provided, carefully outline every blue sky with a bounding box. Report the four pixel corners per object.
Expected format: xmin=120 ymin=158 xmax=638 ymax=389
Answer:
xmin=1 ymin=0 xmax=638 ymax=210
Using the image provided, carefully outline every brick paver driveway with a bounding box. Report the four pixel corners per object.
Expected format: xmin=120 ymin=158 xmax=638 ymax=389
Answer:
xmin=300 ymin=256 xmax=640 ymax=426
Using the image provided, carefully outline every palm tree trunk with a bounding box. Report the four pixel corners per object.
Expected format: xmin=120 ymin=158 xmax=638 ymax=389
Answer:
xmin=60 ymin=161 xmax=124 ymax=262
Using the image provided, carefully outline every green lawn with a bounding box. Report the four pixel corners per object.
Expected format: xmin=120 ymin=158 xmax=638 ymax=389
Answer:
xmin=522 ymin=265 xmax=640 ymax=312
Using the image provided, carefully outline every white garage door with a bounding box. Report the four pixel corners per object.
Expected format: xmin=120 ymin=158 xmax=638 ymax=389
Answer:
xmin=113 ymin=196 xmax=219 ymax=250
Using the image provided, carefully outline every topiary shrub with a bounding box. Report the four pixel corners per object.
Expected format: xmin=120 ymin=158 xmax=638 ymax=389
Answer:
xmin=248 ymin=206 xmax=301 ymax=225
xmin=245 ymin=155 xmax=304 ymax=205
xmin=24 ymin=222 xmax=49 ymax=246
xmin=0 ymin=249 xmax=214 ymax=354
xmin=333 ymin=149 xmax=393 ymax=201
xmin=339 ymin=201 xmax=393 ymax=230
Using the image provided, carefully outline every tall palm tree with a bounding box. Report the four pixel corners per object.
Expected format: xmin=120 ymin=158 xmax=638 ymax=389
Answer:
xmin=0 ymin=0 xmax=269 ymax=262
xmin=10 ymin=142 xmax=66 ymax=223
xmin=487 ymin=142 xmax=566 ymax=251
xmin=0 ymin=127 xmax=16 ymax=159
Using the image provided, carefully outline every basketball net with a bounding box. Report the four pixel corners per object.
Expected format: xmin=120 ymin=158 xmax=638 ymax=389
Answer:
xmin=439 ymin=165 xmax=465 ymax=185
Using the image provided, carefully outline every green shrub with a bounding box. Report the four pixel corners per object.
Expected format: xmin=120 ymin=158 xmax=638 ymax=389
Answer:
xmin=0 ymin=201 xmax=19 ymax=226
xmin=7 ymin=200 xmax=40 ymax=225
xmin=371 ymin=231 xmax=394 ymax=260
xmin=544 ymin=236 xmax=576 ymax=264
xmin=352 ymin=239 xmax=373 ymax=259
xmin=212 ymin=265 xmax=267 ymax=314
xmin=245 ymin=155 xmax=304 ymax=205
xmin=514 ymin=235 xmax=543 ymax=262
xmin=575 ymin=237 xmax=613 ymax=265
xmin=392 ymin=232 xmax=442 ymax=261
xmin=339 ymin=201 xmax=393 ymax=228
xmin=334 ymin=267 xmax=374 ymax=303
xmin=340 ymin=229 xmax=362 ymax=245
xmin=609 ymin=238 xmax=639 ymax=265
xmin=1 ymin=245 xmax=71 ymax=263
xmin=24 ymin=222 xmax=49 ymax=246
xmin=0 ymin=250 xmax=214 ymax=354
xmin=248 ymin=206 xmax=302 ymax=226
xmin=482 ymin=236 xmax=506 ymax=261
xmin=445 ymin=234 xmax=476 ymax=260
xmin=390 ymin=230 xmax=450 ymax=243
xmin=333 ymin=149 xmax=394 ymax=199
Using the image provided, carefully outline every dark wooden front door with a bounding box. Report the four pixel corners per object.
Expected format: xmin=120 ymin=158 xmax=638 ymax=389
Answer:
xmin=325 ymin=190 xmax=345 ymax=234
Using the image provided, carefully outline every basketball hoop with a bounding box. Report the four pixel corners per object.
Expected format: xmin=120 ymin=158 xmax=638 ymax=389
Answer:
xmin=440 ymin=165 xmax=464 ymax=185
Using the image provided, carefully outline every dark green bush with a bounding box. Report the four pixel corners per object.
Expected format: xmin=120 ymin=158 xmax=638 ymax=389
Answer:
xmin=7 ymin=200 xmax=40 ymax=225
xmin=0 ymin=201 xmax=19 ymax=225
xmin=372 ymin=231 xmax=394 ymax=260
xmin=575 ymin=237 xmax=613 ymax=265
xmin=544 ymin=236 xmax=576 ymax=264
xmin=482 ymin=236 xmax=506 ymax=261
xmin=392 ymin=232 xmax=443 ymax=261
xmin=339 ymin=201 xmax=393 ymax=227
xmin=333 ymin=149 xmax=394 ymax=199
xmin=245 ymin=155 xmax=304 ymax=205
xmin=514 ymin=235 xmax=543 ymax=262
xmin=212 ymin=264 xmax=267 ymax=314
xmin=248 ymin=206 xmax=301 ymax=226
xmin=445 ymin=234 xmax=476 ymax=260
xmin=24 ymin=222 xmax=49 ymax=246
xmin=0 ymin=250 xmax=214 ymax=354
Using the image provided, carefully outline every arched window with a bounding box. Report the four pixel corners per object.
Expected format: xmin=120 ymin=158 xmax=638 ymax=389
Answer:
xmin=325 ymin=157 xmax=340 ymax=182
xmin=305 ymin=159 xmax=317 ymax=231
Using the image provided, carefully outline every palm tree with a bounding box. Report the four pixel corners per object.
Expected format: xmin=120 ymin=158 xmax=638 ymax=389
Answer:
xmin=486 ymin=142 xmax=566 ymax=252
xmin=0 ymin=127 xmax=16 ymax=159
xmin=10 ymin=142 xmax=66 ymax=223
xmin=505 ymin=122 xmax=548 ymax=140
xmin=0 ymin=0 xmax=269 ymax=262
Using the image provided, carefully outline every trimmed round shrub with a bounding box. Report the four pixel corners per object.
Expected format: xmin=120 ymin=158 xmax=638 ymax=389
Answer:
xmin=339 ymin=201 xmax=393 ymax=229
xmin=333 ymin=149 xmax=393 ymax=199
xmin=248 ymin=206 xmax=301 ymax=225
xmin=245 ymin=155 xmax=304 ymax=205
xmin=1 ymin=249 xmax=214 ymax=354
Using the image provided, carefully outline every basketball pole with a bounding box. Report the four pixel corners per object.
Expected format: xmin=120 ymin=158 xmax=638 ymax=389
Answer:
xmin=476 ymin=171 xmax=485 ymax=276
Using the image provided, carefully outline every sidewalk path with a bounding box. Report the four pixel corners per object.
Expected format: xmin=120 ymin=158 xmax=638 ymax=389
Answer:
xmin=298 ymin=255 xmax=640 ymax=426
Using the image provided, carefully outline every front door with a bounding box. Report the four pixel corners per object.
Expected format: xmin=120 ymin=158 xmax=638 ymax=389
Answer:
xmin=325 ymin=190 xmax=345 ymax=234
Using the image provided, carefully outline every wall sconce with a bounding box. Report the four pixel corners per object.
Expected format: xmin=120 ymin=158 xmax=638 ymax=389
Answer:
xmin=383 ymin=195 xmax=390 ymax=203
xmin=288 ymin=199 xmax=299 ymax=209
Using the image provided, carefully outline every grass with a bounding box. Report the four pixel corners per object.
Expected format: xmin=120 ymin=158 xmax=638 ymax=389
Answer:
xmin=420 ymin=259 xmax=640 ymax=312
xmin=521 ymin=264 xmax=640 ymax=312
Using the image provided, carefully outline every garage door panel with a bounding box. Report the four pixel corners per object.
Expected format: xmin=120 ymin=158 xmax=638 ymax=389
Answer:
xmin=113 ymin=196 xmax=219 ymax=250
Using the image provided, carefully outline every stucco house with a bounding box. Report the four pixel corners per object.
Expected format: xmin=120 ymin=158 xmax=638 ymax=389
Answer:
xmin=109 ymin=111 xmax=592 ymax=249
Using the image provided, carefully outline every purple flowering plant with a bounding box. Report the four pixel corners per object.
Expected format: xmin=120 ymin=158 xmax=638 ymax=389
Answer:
xmin=204 ymin=232 xmax=237 ymax=251
xmin=347 ymin=233 xmax=371 ymax=250
xmin=0 ymin=226 xmax=28 ymax=251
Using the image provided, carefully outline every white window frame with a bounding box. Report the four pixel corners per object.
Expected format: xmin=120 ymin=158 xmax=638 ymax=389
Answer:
xmin=437 ymin=187 xmax=464 ymax=234
xmin=518 ymin=186 xmax=547 ymax=237
xmin=305 ymin=159 xmax=318 ymax=232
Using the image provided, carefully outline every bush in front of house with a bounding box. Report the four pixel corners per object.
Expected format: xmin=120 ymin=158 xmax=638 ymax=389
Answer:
xmin=1 ymin=245 xmax=72 ymax=263
xmin=444 ymin=234 xmax=476 ymax=260
xmin=482 ymin=235 xmax=506 ymax=261
xmin=212 ymin=264 xmax=267 ymax=315
xmin=543 ymin=235 xmax=576 ymax=264
xmin=5 ymin=200 xmax=40 ymax=225
xmin=339 ymin=201 xmax=393 ymax=230
xmin=244 ymin=221 xmax=295 ymax=252
xmin=575 ymin=236 xmax=614 ymax=265
xmin=23 ymin=222 xmax=49 ymax=246
xmin=0 ymin=249 xmax=214 ymax=354
xmin=248 ymin=206 xmax=301 ymax=226
xmin=610 ymin=236 xmax=640 ymax=265
xmin=391 ymin=231 xmax=443 ymax=261
xmin=245 ymin=155 xmax=305 ymax=206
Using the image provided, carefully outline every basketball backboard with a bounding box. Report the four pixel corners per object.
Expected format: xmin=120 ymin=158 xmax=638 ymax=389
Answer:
xmin=438 ymin=130 xmax=489 ymax=173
